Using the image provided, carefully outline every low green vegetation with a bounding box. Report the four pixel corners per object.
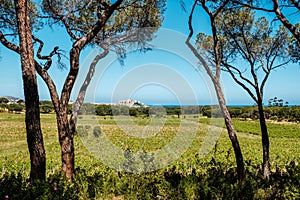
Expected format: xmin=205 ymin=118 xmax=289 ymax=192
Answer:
xmin=199 ymin=117 xmax=300 ymax=138
xmin=0 ymin=112 xmax=299 ymax=199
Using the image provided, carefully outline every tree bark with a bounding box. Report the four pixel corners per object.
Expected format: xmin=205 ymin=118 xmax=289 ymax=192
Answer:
xmin=56 ymin=111 xmax=74 ymax=180
xmin=35 ymin=62 xmax=75 ymax=179
xmin=257 ymin=99 xmax=270 ymax=179
xmin=214 ymin=81 xmax=245 ymax=181
xmin=14 ymin=0 xmax=46 ymax=181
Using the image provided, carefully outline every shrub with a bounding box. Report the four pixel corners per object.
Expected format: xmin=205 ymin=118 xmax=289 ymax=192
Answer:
xmin=93 ymin=126 xmax=102 ymax=137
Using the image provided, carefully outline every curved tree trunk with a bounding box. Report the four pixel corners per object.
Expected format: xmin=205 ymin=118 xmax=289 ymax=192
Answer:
xmin=214 ymin=81 xmax=245 ymax=181
xmin=185 ymin=35 xmax=245 ymax=181
xmin=14 ymin=0 xmax=46 ymax=181
xmin=257 ymin=100 xmax=270 ymax=179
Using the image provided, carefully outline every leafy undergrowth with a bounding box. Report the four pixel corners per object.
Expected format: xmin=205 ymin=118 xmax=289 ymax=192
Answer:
xmin=0 ymin=159 xmax=299 ymax=200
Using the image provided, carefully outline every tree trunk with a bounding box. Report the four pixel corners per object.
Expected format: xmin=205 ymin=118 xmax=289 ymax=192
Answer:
xmin=214 ymin=81 xmax=245 ymax=181
xmin=257 ymin=100 xmax=270 ymax=179
xmin=14 ymin=0 xmax=46 ymax=181
xmin=185 ymin=36 xmax=245 ymax=181
xmin=56 ymin=110 xmax=74 ymax=180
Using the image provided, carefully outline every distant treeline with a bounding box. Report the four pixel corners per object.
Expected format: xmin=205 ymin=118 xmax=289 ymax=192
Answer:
xmin=204 ymin=105 xmax=300 ymax=122
xmin=92 ymin=104 xmax=300 ymax=122
xmin=74 ymin=103 xmax=300 ymax=122
xmin=2 ymin=100 xmax=300 ymax=122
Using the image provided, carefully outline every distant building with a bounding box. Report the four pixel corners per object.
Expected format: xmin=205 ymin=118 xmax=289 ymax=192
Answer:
xmin=116 ymin=99 xmax=147 ymax=107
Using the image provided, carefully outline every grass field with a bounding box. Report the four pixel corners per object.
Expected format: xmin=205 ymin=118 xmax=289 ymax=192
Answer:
xmin=0 ymin=112 xmax=299 ymax=199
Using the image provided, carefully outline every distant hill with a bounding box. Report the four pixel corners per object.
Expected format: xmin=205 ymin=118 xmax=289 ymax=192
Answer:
xmin=0 ymin=96 xmax=23 ymax=103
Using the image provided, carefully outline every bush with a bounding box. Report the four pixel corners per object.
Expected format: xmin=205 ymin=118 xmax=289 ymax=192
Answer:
xmin=95 ymin=104 xmax=113 ymax=116
xmin=93 ymin=126 xmax=102 ymax=137
xmin=7 ymin=104 xmax=24 ymax=113
xmin=129 ymin=108 xmax=138 ymax=117
xmin=40 ymin=104 xmax=53 ymax=113
xmin=0 ymin=98 xmax=9 ymax=104
xmin=0 ymin=160 xmax=299 ymax=199
xmin=202 ymin=106 xmax=223 ymax=118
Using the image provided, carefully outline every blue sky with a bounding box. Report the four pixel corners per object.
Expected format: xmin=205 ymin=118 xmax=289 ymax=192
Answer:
xmin=0 ymin=1 xmax=299 ymax=105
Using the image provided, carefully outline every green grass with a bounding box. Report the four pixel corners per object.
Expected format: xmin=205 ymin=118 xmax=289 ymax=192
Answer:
xmin=0 ymin=112 xmax=300 ymax=199
xmin=199 ymin=117 xmax=300 ymax=138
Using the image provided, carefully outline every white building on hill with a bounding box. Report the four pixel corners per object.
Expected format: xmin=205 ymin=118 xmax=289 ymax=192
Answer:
xmin=116 ymin=99 xmax=147 ymax=107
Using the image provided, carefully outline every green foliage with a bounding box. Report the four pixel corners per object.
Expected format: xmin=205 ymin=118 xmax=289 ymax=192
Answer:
xmin=165 ymin=107 xmax=182 ymax=118
xmin=289 ymin=27 xmax=300 ymax=64
xmin=218 ymin=7 xmax=290 ymax=63
xmin=199 ymin=116 xmax=300 ymax=138
xmin=196 ymin=6 xmax=292 ymax=108
xmin=92 ymin=126 xmax=102 ymax=137
xmin=7 ymin=104 xmax=24 ymax=113
xmin=41 ymin=0 xmax=166 ymax=54
xmin=95 ymin=104 xmax=112 ymax=116
xmin=78 ymin=103 xmax=95 ymax=115
xmin=227 ymin=106 xmax=259 ymax=120
xmin=268 ymin=97 xmax=288 ymax=107
xmin=1 ymin=112 xmax=300 ymax=199
xmin=112 ymin=105 xmax=129 ymax=116
xmin=0 ymin=0 xmax=17 ymax=34
xmin=0 ymin=98 xmax=9 ymax=104
xmin=39 ymin=101 xmax=55 ymax=113
xmin=0 ymin=103 xmax=6 ymax=112
xmin=40 ymin=105 xmax=54 ymax=114
xmin=1 ymin=160 xmax=299 ymax=199
xmin=129 ymin=107 xmax=138 ymax=117
xmin=226 ymin=105 xmax=300 ymax=123
xmin=95 ymin=105 xmax=202 ymax=118
xmin=202 ymin=105 xmax=223 ymax=118
xmin=43 ymin=0 xmax=165 ymax=32
xmin=0 ymin=0 xmax=43 ymax=36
